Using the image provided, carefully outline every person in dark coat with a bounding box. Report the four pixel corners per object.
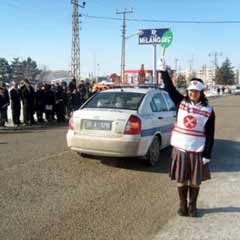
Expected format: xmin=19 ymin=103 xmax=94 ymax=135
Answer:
xmin=66 ymin=89 xmax=73 ymax=117
xmin=1 ymin=83 xmax=10 ymax=126
xmin=68 ymin=78 xmax=77 ymax=93
xmin=35 ymin=83 xmax=45 ymax=123
xmin=0 ymin=86 xmax=9 ymax=127
xmin=61 ymin=81 xmax=68 ymax=119
xmin=1 ymin=83 xmax=10 ymax=124
xmin=10 ymin=80 xmax=21 ymax=126
xmin=50 ymin=84 xmax=57 ymax=121
xmin=159 ymin=58 xmax=215 ymax=218
xmin=21 ymin=79 xmax=35 ymax=125
xmin=43 ymin=84 xmax=55 ymax=122
xmin=0 ymin=87 xmax=4 ymax=125
xmin=78 ymin=80 xmax=86 ymax=106
xmin=55 ymin=84 xmax=65 ymax=122
xmin=71 ymin=89 xmax=81 ymax=111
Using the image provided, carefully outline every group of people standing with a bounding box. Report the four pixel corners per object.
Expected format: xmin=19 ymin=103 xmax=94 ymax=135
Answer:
xmin=0 ymin=78 xmax=92 ymax=127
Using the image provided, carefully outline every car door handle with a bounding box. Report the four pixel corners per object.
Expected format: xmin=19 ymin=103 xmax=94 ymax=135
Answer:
xmin=158 ymin=117 xmax=163 ymax=119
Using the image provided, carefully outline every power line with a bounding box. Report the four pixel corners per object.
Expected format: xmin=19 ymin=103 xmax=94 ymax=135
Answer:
xmin=83 ymin=14 xmax=240 ymax=24
xmin=3 ymin=1 xmax=240 ymax=25
xmin=84 ymin=15 xmax=122 ymax=21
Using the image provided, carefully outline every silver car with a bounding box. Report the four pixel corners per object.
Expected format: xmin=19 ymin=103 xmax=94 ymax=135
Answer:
xmin=66 ymin=88 xmax=176 ymax=165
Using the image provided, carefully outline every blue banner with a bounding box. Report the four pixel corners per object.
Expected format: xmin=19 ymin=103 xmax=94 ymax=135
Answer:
xmin=138 ymin=28 xmax=169 ymax=45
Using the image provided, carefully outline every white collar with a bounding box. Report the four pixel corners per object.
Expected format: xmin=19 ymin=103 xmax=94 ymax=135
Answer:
xmin=190 ymin=101 xmax=202 ymax=106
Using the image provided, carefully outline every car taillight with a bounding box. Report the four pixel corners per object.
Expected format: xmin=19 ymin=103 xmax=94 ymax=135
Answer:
xmin=69 ymin=116 xmax=74 ymax=130
xmin=124 ymin=115 xmax=141 ymax=135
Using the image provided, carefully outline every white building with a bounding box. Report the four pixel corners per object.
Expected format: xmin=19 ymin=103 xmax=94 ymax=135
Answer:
xmin=196 ymin=65 xmax=216 ymax=86
xmin=235 ymin=69 xmax=240 ymax=84
xmin=180 ymin=69 xmax=194 ymax=84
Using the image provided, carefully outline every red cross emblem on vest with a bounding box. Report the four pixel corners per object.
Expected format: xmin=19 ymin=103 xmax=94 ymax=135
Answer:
xmin=183 ymin=115 xmax=197 ymax=129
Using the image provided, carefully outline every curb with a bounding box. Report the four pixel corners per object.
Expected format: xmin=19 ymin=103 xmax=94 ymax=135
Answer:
xmin=0 ymin=122 xmax=68 ymax=133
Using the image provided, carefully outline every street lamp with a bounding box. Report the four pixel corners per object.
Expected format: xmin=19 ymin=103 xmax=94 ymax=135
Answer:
xmin=125 ymin=30 xmax=141 ymax=40
xmin=96 ymin=63 xmax=100 ymax=82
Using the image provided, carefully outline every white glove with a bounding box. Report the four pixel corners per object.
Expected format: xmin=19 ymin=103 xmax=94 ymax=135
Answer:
xmin=202 ymin=157 xmax=211 ymax=165
xmin=158 ymin=57 xmax=167 ymax=71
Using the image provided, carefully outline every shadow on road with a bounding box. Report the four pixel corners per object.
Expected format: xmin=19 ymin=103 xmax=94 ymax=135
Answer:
xmin=82 ymin=147 xmax=172 ymax=174
xmin=83 ymin=138 xmax=240 ymax=174
xmin=211 ymin=139 xmax=240 ymax=172
xmin=199 ymin=207 xmax=240 ymax=217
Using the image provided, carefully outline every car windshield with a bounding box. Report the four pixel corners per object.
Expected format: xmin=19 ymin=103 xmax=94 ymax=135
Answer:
xmin=83 ymin=91 xmax=145 ymax=110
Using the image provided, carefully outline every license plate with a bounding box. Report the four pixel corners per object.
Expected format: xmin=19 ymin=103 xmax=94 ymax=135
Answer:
xmin=84 ymin=120 xmax=112 ymax=130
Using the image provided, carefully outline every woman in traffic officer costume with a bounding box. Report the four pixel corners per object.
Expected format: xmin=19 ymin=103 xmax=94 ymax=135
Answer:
xmin=159 ymin=58 xmax=215 ymax=217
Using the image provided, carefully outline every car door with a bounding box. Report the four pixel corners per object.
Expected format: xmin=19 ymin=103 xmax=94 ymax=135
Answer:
xmin=161 ymin=91 xmax=177 ymax=144
xmin=150 ymin=93 xmax=173 ymax=147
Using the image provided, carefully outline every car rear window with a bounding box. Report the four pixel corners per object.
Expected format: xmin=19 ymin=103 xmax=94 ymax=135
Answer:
xmin=83 ymin=92 xmax=145 ymax=110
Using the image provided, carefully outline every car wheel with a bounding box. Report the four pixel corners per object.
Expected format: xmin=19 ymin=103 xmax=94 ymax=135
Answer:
xmin=77 ymin=152 xmax=88 ymax=158
xmin=145 ymin=136 xmax=161 ymax=166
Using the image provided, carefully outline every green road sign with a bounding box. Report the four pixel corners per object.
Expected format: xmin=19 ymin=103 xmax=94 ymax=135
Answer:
xmin=160 ymin=30 xmax=173 ymax=48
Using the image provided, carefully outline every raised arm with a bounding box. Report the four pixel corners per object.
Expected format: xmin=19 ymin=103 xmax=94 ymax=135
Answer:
xmin=160 ymin=70 xmax=184 ymax=106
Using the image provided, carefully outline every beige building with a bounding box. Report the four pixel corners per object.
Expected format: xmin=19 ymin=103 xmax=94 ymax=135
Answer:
xmin=235 ymin=70 xmax=240 ymax=84
xmin=196 ymin=65 xmax=216 ymax=86
xmin=181 ymin=69 xmax=195 ymax=84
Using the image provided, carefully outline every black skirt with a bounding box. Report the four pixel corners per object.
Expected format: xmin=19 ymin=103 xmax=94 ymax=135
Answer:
xmin=170 ymin=147 xmax=211 ymax=186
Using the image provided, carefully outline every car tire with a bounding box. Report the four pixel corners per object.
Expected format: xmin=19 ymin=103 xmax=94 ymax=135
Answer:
xmin=144 ymin=136 xmax=161 ymax=166
xmin=77 ymin=152 xmax=88 ymax=158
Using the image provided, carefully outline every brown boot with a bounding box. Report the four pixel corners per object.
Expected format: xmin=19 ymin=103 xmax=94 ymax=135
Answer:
xmin=189 ymin=187 xmax=200 ymax=217
xmin=177 ymin=186 xmax=188 ymax=216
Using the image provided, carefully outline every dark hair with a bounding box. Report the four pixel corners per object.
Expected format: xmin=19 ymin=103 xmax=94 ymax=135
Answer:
xmin=190 ymin=78 xmax=204 ymax=84
xmin=185 ymin=90 xmax=208 ymax=106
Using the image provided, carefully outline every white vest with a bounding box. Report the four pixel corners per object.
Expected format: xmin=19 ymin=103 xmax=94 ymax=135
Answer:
xmin=171 ymin=100 xmax=213 ymax=152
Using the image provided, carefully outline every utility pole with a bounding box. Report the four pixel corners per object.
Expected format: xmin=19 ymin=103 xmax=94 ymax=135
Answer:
xmin=153 ymin=44 xmax=157 ymax=83
xmin=174 ymin=58 xmax=179 ymax=75
xmin=116 ymin=8 xmax=133 ymax=83
xmin=203 ymin=64 xmax=207 ymax=83
xmin=189 ymin=57 xmax=194 ymax=73
xmin=71 ymin=0 xmax=86 ymax=82
xmin=187 ymin=57 xmax=194 ymax=83
xmin=93 ymin=53 xmax=96 ymax=82
xmin=209 ymin=51 xmax=223 ymax=85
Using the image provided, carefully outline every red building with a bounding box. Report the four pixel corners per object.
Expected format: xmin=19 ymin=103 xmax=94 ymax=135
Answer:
xmin=124 ymin=69 xmax=162 ymax=85
xmin=110 ymin=73 xmax=121 ymax=83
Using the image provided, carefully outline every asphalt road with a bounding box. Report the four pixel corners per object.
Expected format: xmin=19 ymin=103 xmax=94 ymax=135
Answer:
xmin=1 ymin=95 xmax=239 ymax=240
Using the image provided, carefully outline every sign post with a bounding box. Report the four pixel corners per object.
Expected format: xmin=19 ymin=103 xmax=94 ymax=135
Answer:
xmin=153 ymin=44 xmax=157 ymax=84
xmin=159 ymin=30 xmax=173 ymax=56
xmin=138 ymin=28 xmax=170 ymax=83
